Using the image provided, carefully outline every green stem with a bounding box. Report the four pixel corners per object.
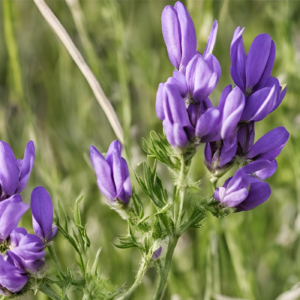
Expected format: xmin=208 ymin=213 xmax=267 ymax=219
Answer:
xmin=116 ymin=258 xmax=149 ymax=300
xmin=153 ymin=236 xmax=178 ymax=300
xmin=154 ymin=156 xmax=187 ymax=300
xmin=48 ymin=244 xmax=65 ymax=279
xmin=175 ymin=155 xmax=186 ymax=229
xmin=210 ymin=176 xmax=219 ymax=192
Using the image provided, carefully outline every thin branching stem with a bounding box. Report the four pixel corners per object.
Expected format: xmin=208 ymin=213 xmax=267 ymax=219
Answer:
xmin=115 ymin=258 xmax=149 ymax=300
xmin=33 ymin=0 xmax=124 ymax=143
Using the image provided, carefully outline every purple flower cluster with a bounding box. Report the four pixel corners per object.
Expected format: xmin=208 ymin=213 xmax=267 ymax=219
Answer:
xmin=90 ymin=140 xmax=132 ymax=204
xmin=0 ymin=141 xmax=57 ymax=295
xmin=157 ymin=1 xmax=289 ymax=211
xmin=157 ymin=2 xmax=221 ymax=151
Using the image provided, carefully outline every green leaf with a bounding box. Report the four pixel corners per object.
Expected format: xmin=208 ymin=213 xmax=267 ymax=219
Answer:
xmin=131 ymin=190 xmax=144 ymax=218
xmin=57 ymin=199 xmax=69 ymax=232
xmin=142 ymin=131 xmax=180 ymax=169
xmin=135 ymin=162 xmax=169 ymax=209
xmin=38 ymin=283 xmax=63 ymax=300
xmin=91 ymin=248 xmax=102 ymax=276
xmin=74 ymin=195 xmax=84 ymax=226
xmin=180 ymin=204 xmax=206 ymax=233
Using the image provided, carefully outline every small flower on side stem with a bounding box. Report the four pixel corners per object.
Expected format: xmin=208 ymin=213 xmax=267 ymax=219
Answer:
xmin=152 ymin=247 xmax=162 ymax=260
xmin=31 ymin=186 xmax=58 ymax=244
xmin=90 ymin=140 xmax=132 ymax=217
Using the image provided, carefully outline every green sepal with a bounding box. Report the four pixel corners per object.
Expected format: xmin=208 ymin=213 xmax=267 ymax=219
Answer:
xmin=204 ymin=197 xmax=236 ymax=218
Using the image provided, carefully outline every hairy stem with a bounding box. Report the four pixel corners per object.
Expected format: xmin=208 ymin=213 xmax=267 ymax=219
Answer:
xmin=210 ymin=176 xmax=219 ymax=192
xmin=115 ymin=258 xmax=149 ymax=300
xmin=176 ymin=155 xmax=186 ymax=229
xmin=154 ymin=155 xmax=188 ymax=300
xmin=153 ymin=236 xmax=178 ymax=300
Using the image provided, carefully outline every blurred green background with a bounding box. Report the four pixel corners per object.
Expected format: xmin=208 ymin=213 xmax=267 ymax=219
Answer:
xmin=0 ymin=0 xmax=299 ymax=299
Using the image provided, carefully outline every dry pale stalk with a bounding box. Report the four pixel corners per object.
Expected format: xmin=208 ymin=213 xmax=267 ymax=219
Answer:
xmin=33 ymin=0 xmax=124 ymax=143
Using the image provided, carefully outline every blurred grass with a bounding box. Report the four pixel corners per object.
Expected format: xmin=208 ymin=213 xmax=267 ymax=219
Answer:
xmin=1 ymin=0 xmax=300 ymax=299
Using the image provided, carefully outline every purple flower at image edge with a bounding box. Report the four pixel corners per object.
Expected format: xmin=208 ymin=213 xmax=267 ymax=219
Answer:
xmin=0 ymin=255 xmax=28 ymax=295
xmin=0 ymin=194 xmax=29 ymax=243
xmin=0 ymin=141 xmax=35 ymax=201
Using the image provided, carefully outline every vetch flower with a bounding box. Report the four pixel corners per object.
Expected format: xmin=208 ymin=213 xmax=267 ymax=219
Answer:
xmin=0 ymin=141 xmax=35 ymax=201
xmin=31 ymin=186 xmax=58 ymax=243
xmin=7 ymin=228 xmax=45 ymax=274
xmin=204 ymin=86 xmax=245 ymax=172
xmin=237 ymin=122 xmax=255 ymax=156
xmin=156 ymin=82 xmax=194 ymax=150
xmin=187 ymin=98 xmax=213 ymax=128
xmin=230 ymin=28 xmax=276 ymax=95
xmin=185 ymin=21 xmax=221 ymax=103
xmin=214 ymin=161 xmax=272 ymax=211
xmin=157 ymin=82 xmax=221 ymax=151
xmin=161 ymin=1 xmax=197 ymax=72
xmin=244 ymin=126 xmax=289 ymax=179
xmin=0 ymin=194 xmax=29 ymax=243
xmin=0 ymin=255 xmax=28 ymax=295
xmin=90 ymin=140 xmax=132 ymax=204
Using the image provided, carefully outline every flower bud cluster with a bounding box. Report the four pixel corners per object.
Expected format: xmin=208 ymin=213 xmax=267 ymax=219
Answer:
xmin=0 ymin=141 xmax=57 ymax=296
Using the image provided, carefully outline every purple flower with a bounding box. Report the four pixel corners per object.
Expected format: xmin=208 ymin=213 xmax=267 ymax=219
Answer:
xmin=31 ymin=186 xmax=58 ymax=243
xmin=244 ymin=126 xmax=289 ymax=179
xmin=157 ymin=82 xmax=222 ymax=150
xmin=0 ymin=195 xmax=29 ymax=243
xmin=161 ymin=1 xmax=197 ymax=72
xmin=187 ymin=98 xmax=213 ymax=127
xmin=0 ymin=255 xmax=28 ymax=295
xmin=152 ymin=247 xmax=162 ymax=260
xmin=214 ymin=161 xmax=272 ymax=211
xmin=90 ymin=141 xmax=132 ymax=204
xmin=230 ymin=28 xmax=275 ymax=95
xmin=185 ymin=21 xmax=221 ymax=102
xmin=237 ymin=122 xmax=255 ymax=156
xmin=0 ymin=141 xmax=35 ymax=200
xmin=7 ymin=228 xmax=45 ymax=274
xmin=156 ymin=82 xmax=193 ymax=150
xmin=240 ymin=85 xmax=278 ymax=122
xmin=204 ymin=86 xmax=245 ymax=172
